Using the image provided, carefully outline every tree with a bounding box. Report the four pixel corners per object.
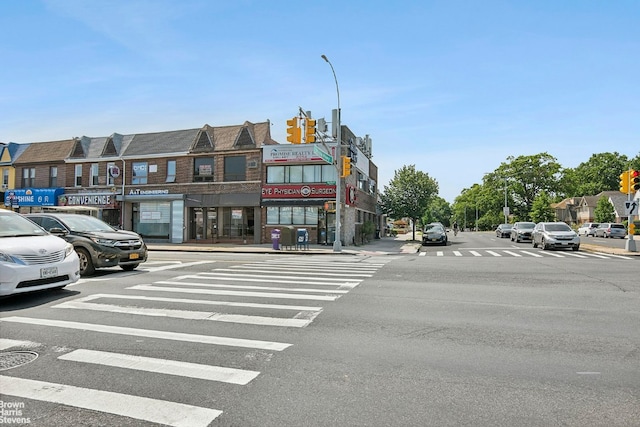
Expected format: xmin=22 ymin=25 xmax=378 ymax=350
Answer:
xmin=594 ymin=197 xmax=615 ymax=223
xmin=422 ymin=196 xmax=452 ymax=227
xmin=494 ymin=153 xmax=563 ymax=220
xmin=530 ymin=191 xmax=555 ymax=223
xmin=379 ymin=165 xmax=439 ymax=241
xmin=563 ymin=152 xmax=631 ymax=196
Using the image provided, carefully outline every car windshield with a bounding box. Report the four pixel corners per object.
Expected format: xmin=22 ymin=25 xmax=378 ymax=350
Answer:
xmin=500 ymin=224 xmax=512 ymax=229
xmin=425 ymin=224 xmax=443 ymax=232
xmin=611 ymin=224 xmax=625 ymax=229
xmin=518 ymin=223 xmax=535 ymax=229
xmin=545 ymin=223 xmax=571 ymax=232
xmin=0 ymin=212 xmax=48 ymax=237
xmin=56 ymin=214 xmax=116 ymax=232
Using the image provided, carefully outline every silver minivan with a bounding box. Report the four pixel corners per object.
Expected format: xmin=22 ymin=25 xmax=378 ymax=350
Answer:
xmin=595 ymin=223 xmax=626 ymax=239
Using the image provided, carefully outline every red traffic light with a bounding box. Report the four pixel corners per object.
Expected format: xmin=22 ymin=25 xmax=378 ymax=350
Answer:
xmin=631 ymin=169 xmax=640 ymax=191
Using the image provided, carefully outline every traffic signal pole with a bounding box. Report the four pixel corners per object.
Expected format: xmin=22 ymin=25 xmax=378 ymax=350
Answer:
xmin=620 ymin=169 xmax=639 ymax=252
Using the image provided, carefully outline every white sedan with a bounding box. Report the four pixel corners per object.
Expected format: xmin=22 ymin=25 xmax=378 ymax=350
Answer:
xmin=0 ymin=210 xmax=80 ymax=297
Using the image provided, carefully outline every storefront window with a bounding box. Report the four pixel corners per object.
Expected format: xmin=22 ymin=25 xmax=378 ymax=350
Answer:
xmin=303 ymin=165 xmax=321 ymax=182
xmin=292 ymin=206 xmax=305 ymax=224
xmin=267 ymin=206 xmax=279 ymax=224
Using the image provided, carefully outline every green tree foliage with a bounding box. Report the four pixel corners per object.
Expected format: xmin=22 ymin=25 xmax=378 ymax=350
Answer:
xmin=530 ymin=191 xmax=556 ymax=223
xmin=422 ymin=196 xmax=452 ymax=227
xmin=494 ymin=153 xmax=563 ymax=220
xmin=594 ymin=197 xmax=615 ymax=223
xmin=563 ymin=152 xmax=632 ymax=196
xmin=379 ymin=165 xmax=438 ymax=241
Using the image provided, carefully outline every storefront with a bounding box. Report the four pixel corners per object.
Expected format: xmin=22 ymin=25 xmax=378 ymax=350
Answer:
xmin=184 ymin=193 xmax=261 ymax=244
xmin=261 ymin=143 xmax=339 ymax=245
xmin=57 ymin=192 xmax=120 ymax=226
xmin=119 ymin=188 xmax=185 ymax=243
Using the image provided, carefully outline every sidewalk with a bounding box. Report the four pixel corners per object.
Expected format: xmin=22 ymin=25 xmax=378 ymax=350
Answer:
xmin=147 ymin=232 xmax=421 ymax=255
xmin=146 ymin=233 xmax=640 ymax=256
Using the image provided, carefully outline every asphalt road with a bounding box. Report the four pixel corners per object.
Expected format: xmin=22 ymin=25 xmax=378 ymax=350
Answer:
xmin=1 ymin=244 xmax=638 ymax=426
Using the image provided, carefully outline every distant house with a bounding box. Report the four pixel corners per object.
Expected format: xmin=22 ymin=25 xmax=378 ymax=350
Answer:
xmin=552 ymin=197 xmax=579 ymax=225
xmin=575 ymin=190 xmax=632 ymax=224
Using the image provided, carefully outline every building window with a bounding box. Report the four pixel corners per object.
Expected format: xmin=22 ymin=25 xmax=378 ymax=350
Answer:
xmin=49 ymin=166 xmax=58 ymax=187
xmin=2 ymin=169 xmax=9 ymax=187
xmin=22 ymin=168 xmax=35 ymax=187
xmin=106 ymin=162 xmax=115 ymax=186
xmin=224 ymin=155 xmax=246 ymax=181
xmin=166 ymin=160 xmax=176 ymax=183
xmin=266 ymin=206 xmax=319 ymax=225
xmin=194 ymin=157 xmax=214 ymax=182
xmin=132 ymin=162 xmax=148 ymax=185
xmin=75 ymin=164 xmax=82 ymax=187
xmin=90 ymin=163 xmax=99 ymax=186
xmin=266 ymin=165 xmax=336 ymax=184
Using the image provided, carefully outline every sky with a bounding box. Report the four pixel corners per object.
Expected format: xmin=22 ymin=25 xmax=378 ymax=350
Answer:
xmin=1 ymin=0 xmax=639 ymax=203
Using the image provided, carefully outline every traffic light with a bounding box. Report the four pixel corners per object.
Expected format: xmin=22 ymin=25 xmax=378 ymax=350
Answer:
xmin=286 ymin=117 xmax=301 ymax=144
xmin=629 ymin=222 xmax=636 ymax=235
xmin=305 ymin=119 xmax=316 ymax=143
xmin=619 ymin=170 xmax=630 ymax=194
xmin=341 ymin=155 xmax=352 ymax=177
xmin=631 ymin=170 xmax=640 ymax=191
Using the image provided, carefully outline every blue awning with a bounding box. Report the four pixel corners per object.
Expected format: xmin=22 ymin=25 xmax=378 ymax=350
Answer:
xmin=4 ymin=188 xmax=64 ymax=206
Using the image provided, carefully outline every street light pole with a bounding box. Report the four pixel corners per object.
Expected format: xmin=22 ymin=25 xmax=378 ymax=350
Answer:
xmin=321 ymin=54 xmax=342 ymax=252
xmin=504 ymin=178 xmax=508 ymax=224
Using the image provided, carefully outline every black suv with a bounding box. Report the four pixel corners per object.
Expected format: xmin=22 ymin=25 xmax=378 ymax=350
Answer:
xmin=26 ymin=213 xmax=148 ymax=276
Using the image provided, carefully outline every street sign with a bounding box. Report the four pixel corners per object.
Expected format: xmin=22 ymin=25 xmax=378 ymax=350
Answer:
xmin=313 ymin=145 xmax=333 ymax=164
xmin=624 ymin=199 xmax=639 ymax=216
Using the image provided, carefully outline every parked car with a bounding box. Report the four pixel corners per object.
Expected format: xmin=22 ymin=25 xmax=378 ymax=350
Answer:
xmin=532 ymin=222 xmax=580 ymax=251
xmin=594 ymin=223 xmax=626 ymax=239
xmin=495 ymin=223 xmax=513 ymax=238
xmin=510 ymin=222 xmax=536 ymax=242
xmin=0 ymin=210 xmax=80 ymax=296
xmin=577 ymin=222 xmax=599 ymax=237
xmin=26 ymin=213 xmax=148 ymax=276
xmin=422 ymin=223 xmax=448 ymax=246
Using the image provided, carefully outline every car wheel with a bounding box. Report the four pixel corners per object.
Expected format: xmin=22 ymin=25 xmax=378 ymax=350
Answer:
xmin=532 ymin=239 xmax=538 ymax=248
xmin=541 ymin=238 xmax=548 ymax=250
xmin=121 ymin=264 xmax=139 ymax=271
xmin=76 ymin=248 xmax=95 ymax=276
xmin=572 ymin=246 xmax=580 ymax=251
xmin=510 ymin=235 xmax=514 ymax=242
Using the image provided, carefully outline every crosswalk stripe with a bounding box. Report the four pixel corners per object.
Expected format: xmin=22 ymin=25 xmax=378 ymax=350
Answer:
xmin=130 ymin=284 xmax=340 ymax=301
xmin=419 ymin=251 xmax=426 ymax=256
xmin=519 ymin=251 xmax=543 ymax=257
xmin=0 ymin=317 xmax=291 ymax=351
xmin=192 ymin=274 xmax=359 ymax=287
xmin=469 ymin=251 xmax=482 ymax=256
xmin=0 ymin=375 xmax=222 ymax=427
xmin=436 ymin=251 xmax=444 ymax=256
xmin=199 ymin=271 xmax=361 ymax=285
xmin=452 ymin=251 xmax=463 ymax=256
xmin=65 ymin=293 xmax=323 ymax=312
xmin=59 ymin=349 xmax=260 ymax=385
xmin=154 ymin=280 xmax=349 ymax=294
xmin=540 ymin=251 xmax=564 ymax=257
xmin=0 ymin=338 xmax=37 ymax=350
xmin=486 ymin=251 xmax=501 ymax=257
xmin=224 ymin=267 xmax=374 ymax=277
xmin=563 ymin=252 xmax=588 ymax=258
xmin=53 ymin=300 xmax=316 ymax=327
xmin=594 ymin=252 xmax=633 ymax=260
xmin=503 ymin=251 xmax=522 ymax=257
xmin=579 ymin=252 xmax=611 ymax=259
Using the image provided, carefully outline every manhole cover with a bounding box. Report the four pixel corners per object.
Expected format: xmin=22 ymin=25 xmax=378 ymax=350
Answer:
xmin=0 ymin=351 xmax=39 ymax=371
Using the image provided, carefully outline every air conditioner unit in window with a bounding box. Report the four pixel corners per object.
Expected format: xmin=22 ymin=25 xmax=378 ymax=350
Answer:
xmin=247 ymin=161 xmax=258 ymax=169
xmin=1 ymin=184 xmax=7 ymax=190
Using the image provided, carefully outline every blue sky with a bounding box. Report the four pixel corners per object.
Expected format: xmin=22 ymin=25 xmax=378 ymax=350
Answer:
xmin=1 ymin=0 xmax=639 ymax=203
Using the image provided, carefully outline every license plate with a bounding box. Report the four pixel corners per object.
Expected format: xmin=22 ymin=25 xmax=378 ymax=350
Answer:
xmin=41 ymin=266 xmax=58 ymax=278
xmin=431 ymin=238 xmax=438 ymax=241
xmin=129 ymin=253 xmax=139 ymax=260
